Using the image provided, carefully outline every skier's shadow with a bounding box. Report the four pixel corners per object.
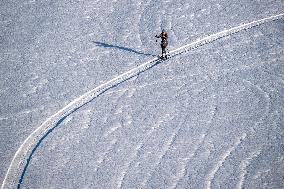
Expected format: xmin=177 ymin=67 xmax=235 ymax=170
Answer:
xmin=93 ymin=41 xmax=156 ymax=57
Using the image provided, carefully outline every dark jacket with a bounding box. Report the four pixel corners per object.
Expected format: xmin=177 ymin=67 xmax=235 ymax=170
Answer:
xmin=156 ymin=32 xmax=168 ymax=41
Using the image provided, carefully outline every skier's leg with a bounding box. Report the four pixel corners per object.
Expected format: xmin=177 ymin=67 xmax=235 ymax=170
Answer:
xmin=162 ymin=47 xmax=166 ymax=58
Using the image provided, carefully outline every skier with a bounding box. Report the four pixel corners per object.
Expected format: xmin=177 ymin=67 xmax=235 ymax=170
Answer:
xmin=155 ymin=29 xmax=168 ymax=59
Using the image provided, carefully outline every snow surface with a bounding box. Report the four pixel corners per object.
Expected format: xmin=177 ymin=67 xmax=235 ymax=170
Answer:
xmin=1 ymin=0 xmax=284 ymax=188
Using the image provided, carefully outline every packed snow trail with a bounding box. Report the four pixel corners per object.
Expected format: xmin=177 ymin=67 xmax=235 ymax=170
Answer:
xmin=169 ymin=13 xmax=284 ymax=57
xmin=1 ymin=13 xmax=284 ymax=189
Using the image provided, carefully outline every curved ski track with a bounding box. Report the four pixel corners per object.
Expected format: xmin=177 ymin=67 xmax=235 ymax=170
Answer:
xmin=1 ymin=13 xmax=284 ymax=189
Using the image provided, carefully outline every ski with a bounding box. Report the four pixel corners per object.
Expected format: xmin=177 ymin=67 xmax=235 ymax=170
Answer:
xmin=159 ymin=54 xmax=169 ymax=60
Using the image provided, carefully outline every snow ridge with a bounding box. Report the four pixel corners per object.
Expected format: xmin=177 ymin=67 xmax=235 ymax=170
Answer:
xmin=1 ymin=13 xmax=284 ymax=189
xmin=236 ymin=149 xmax=261 ymax=189
xmin=204 ymin=133 xmax=247 ymax=189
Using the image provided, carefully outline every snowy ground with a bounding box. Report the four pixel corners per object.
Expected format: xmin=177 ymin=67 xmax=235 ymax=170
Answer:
xmin=1 ymin=0 xmax=284 ymax=188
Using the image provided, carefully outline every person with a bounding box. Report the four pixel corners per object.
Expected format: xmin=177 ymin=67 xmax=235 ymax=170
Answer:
xmin=155 ymin=29 xmax=168 ymax=59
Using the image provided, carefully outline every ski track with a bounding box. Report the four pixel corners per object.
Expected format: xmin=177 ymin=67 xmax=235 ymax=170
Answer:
xmin=171 ymin=133 xmax=207 ymax=189
xmin=204 ymin=133 xmax=247 ymax=189
xmin=141 ymin=126 xmax=179 ymax=187
xmin=93 ymin=138 xmax=118 ymax=173
xmin=142 ymin=85 xmax=212 ymax=189
xmin=236 ymin=149 xmax=262 ymax=189
xmin=242 ymin=79 xmax=271 ymax=121
xmin=1 ymin=13 xmax=284 ymax=189
xmin=172 ymin=95 xmax=217 ymax=189
xmin=102 ymin=89 xmax=129 ymax=138
xmin=116 ymin=144 xmax=142 ymax=189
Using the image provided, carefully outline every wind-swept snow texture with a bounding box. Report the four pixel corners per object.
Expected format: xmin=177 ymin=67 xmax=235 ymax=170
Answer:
xmin=1 ymin=0 xmax=284 ymax=189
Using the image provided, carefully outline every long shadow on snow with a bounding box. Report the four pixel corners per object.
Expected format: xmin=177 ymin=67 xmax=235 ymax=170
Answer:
xmin=93 ymin=41 xmax=156 ymax=57
xmin=17 ymin=58 xmax=163 ymax=189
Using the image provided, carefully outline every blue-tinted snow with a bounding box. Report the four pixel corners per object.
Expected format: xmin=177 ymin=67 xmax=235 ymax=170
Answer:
xmin=0 ymin=0 xmax=284 ymax=188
